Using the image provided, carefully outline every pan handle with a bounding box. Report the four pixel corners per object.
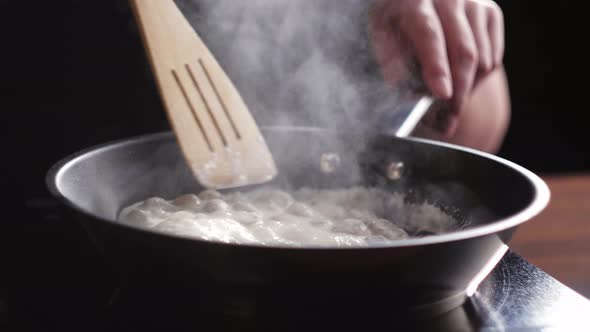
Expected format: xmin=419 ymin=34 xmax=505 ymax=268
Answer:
xmin=387 ymin=95 xmax=435 ymax=138
xmin=370 ymin=55 xmax=446 ymax=138
xmin=372 ymin=94 xmax=446 ymax=139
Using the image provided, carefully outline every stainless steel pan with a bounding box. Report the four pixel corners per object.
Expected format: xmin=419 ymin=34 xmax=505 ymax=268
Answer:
xmin=46 ymin=115 xmax=549 ymax=319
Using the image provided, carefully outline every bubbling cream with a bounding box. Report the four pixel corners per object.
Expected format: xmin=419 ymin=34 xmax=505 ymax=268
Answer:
xmin=118 ymin=187 xmax=460 ymax=247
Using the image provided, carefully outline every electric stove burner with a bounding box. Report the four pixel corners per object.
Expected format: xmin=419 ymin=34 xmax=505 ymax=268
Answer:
xmin=96 ymin=252 xmax=590 ymax=331
xmin=5 ymin=252 xmax=588 ymax=332
xmin=4 ymin=198 xmax=590 ymax=331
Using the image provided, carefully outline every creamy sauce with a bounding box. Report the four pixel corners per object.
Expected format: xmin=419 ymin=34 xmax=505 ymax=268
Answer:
xmin=119 ymin=187 xmax=459 ymax=247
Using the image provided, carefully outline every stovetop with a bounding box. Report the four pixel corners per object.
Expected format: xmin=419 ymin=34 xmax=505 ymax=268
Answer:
xmin=2 ymin=199 xmax=590 ymax=331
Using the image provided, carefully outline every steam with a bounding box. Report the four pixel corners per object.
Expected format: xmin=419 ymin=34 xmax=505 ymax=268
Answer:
xmin=73 ymin=1 xmax=491 ymax=235
xmin=176 ymin=0 xmax=400 ymax=131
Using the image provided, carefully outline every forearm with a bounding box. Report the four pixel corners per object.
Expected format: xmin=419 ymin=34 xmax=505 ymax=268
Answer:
xmin=415 ymin=67 xmax=511 ymax=154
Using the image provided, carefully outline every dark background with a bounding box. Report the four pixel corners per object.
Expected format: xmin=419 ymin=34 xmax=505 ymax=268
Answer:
xmin=0 ymin=0 xmax=588 ymax=329
xmin=0 ymin=0 xmax=590 ymax=329
xmin=1 ymin=1 xmax=589 ymax=203
xmin=1 ymin=0 xmax=588 ymax=206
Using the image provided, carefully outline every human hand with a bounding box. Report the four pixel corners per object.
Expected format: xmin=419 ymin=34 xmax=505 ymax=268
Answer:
xmin=370 ymin=0 xmax=505 ymax=133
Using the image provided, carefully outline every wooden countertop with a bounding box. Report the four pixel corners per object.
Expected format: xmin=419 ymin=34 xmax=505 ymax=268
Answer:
xmin=510 ymin=174 xmax=590 ymax=297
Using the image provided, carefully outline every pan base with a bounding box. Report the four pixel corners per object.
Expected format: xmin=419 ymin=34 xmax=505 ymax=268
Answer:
xmin=107 ymin=267 xmax=469 ymax=330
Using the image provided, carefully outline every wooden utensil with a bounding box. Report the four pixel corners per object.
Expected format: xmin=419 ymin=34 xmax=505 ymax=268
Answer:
xmin=130 ymin=0 xmax=277 ymax=189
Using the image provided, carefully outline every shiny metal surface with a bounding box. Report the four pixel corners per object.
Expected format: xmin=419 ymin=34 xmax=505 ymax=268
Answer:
xmin=319 ymin=152 xmax=341 ymax=173
xmin=364 ymin=251 xmax=590 ymax=331
xmin=391 ymin=95 xmax=435 ymax=137
xmin=66 ymin=252 xmax=590 ymax=332
xmin=370 ymin=94 xmax=436 ymax=137
xmin=385 ymin=160 xmax=405 ymax=180
xmin=86 ymin=251 xmax=590 ymax=331
xmin=471 ymin=252 xmax=590 ymax=330
xmin=7 ymin=196 xmax=590 ymax=331
xmin=46 ymin=128 xmax=550 ymax=313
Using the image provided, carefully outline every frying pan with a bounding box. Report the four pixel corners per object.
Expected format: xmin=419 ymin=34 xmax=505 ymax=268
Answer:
xmin=46 ymin=104 xmax=549 ymax=320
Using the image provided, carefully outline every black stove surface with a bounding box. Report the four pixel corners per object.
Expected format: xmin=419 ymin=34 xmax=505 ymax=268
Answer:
xmin=2 ymin=199 xmax=590 ymax=331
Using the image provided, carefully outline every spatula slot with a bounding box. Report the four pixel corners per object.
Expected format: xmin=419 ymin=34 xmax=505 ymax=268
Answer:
xmin=185 ymin=63 xmax=228 ymax=147
xmin=198 ymin=59 xmax=242 ymax=141
xmin=171 ymin=69 xmax=214 ymax=152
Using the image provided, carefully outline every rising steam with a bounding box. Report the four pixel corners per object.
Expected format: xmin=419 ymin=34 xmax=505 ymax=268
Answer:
xmin=176 ymin=0 xmax=403 ymax=132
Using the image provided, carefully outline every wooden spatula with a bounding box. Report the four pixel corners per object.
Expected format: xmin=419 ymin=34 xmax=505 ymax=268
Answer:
xmin=130 ymin=0 xmax=277 ymax=189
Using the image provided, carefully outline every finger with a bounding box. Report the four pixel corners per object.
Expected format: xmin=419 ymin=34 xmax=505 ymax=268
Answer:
xmin=369 ymin=3 xmax=407 ymax=85
xmin=466 ymin=1 xmax=493 ymax=72
xmin=420 ymin=100 xmax=459 ymax=136
xmin=436 ymin=110 xmax=460 ymax=137
xmin=399 ymin=2 xmax=452 ymax=99
xmin=435 ymin=0 xmax=479 ymax=112
xmin=420 ymin=106 xmax=438 ymax=128
xmin=486 ymin=2 xmax=505 ymax=66
xmin=415 ymin=112 xmax=459 ymax=139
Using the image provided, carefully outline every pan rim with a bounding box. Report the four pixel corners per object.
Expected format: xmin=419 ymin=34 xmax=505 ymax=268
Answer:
xmin=46 ymin=127 xmax=550 ymax=250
